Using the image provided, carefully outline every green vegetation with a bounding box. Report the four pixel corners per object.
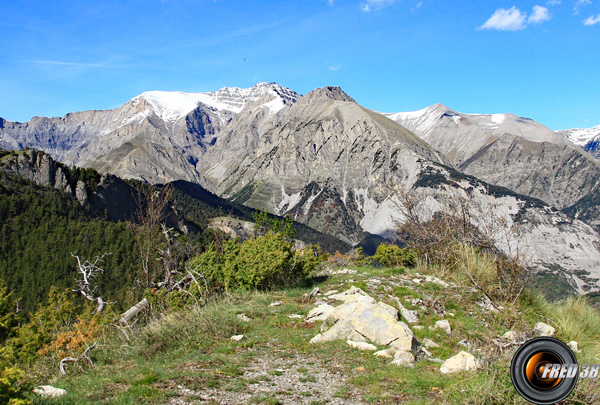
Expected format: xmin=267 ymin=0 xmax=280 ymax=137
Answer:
xmin=6 ymin=257 xmax=598 ymax=404
xmin=0 ymin=171 xmax=141 ymax=314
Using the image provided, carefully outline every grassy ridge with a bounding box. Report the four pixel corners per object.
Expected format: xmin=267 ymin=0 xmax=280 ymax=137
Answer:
xmin=24 ymin=263 xmax=600 ymax=404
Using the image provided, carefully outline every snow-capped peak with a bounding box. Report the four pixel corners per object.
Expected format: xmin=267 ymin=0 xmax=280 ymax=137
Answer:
xmin=133 ymin=82 xmax=300 ymax=122
xmin=557 ymin=124 xmax=600 ymax=147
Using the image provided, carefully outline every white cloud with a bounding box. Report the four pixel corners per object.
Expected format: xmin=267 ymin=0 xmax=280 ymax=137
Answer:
xmin=584 ymin=13 xmax=600 ymax=24
xmin=479 ymin=6 xmax=527 ymax=31
xmin=529 ymin=5 xmax=551 ymax=23
xmin=546 ymin=0 xmax=561 ymax=5
xmin=574 ymin=0 xmax=592 ymax=15
xmin=361 ymin=0 xmax=396 ymax=12
xmin=328 ymin=0 xmax=335 ymax=6
xmin=412 ymin=2 xmax=423 ymax=11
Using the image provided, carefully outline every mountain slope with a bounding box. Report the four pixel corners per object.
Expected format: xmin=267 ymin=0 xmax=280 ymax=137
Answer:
xmin=0 ymin=83 xmax=300 ymax=184
xmin=384 ymin=104 xmax=600 ymax=211
xmin=200 ymin=86 xmax=447 ymax=244
xmin=558 ymin=124 xmax=600 ymax=159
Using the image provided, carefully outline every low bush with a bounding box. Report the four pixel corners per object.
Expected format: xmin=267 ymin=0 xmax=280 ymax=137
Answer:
xmin=371 ymin=244 xmax=416 ymax=267
xmin=188 ymin=232 xmax=319 ymax=292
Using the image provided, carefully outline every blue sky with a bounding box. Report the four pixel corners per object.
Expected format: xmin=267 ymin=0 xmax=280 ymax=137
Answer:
xmin=1 ymin=0 xmax=599 ymax=130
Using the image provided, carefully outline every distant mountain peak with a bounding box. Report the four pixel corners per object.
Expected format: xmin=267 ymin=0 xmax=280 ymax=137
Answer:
xmin=302 ymin=86 xmax=356 ymax=103
xmin=134 ymin=83 xmax=300 ymax=122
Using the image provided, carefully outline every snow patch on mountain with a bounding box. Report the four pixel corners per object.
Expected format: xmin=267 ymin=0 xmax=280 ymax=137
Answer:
xmin=135 ymin=82 xmax=300 ymax=122
xmin=558 ymin=124 xmax=600 ymax=147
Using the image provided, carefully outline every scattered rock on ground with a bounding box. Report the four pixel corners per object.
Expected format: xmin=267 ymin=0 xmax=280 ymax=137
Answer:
xmin=425 ymin=276 xmax=449 ymax=288
xmin=433 ymin=320 xmax=452 ymax=336
xmin=309 ymin=287 xmax=320 ymax=299
xmin=230 ymin=335 xmax=244 ymax=341
xmin=534 ymin=322 xmax=556 ymax=337
xmin=568 ymin=341 xmax=582 ymax=353
xmin=269 ymin=301 xmax=282 ymax=307
xmin=347 ymin=340 xmax=377 ymax=351
xmin=440 ymin=351 xmax=480 ymax=374
xmin=502 ymin=331 xmax=517 ymax=341
xmin=288 ymin=314 xmax=304 ymax=319
xmin=237 ymin=314 xmax=251 ymax=322
xmin=394 ymin=298 xmax=419 ymax=324
xmin=374 ymin=348 xmax=395 ymax=358
xmin=423 ymin=338 xmax=440 ymax=349
xmin=391 ymin=350 xmax=415 ymax=367
xmin=34 ymin=386 xmax=67 ymax=398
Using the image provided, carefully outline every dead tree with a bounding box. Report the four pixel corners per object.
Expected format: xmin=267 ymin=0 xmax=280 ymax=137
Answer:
xmin=71 ymin=252 xmax=112 ymax=313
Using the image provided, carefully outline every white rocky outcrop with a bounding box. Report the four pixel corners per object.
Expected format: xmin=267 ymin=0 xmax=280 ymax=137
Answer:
xmin=309 ymin=287 xmax=421 ymax=365
xmin=34 ymin=385 xmax=67 ymax=398
xmin=533 ymin=322 xmax=556 ymax=337
xmin=440 ymin=351 xmax=481 ymax=374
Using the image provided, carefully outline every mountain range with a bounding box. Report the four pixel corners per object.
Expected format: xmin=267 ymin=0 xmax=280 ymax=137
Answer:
xmin=2 ymin=82 xmax=600 ymax=296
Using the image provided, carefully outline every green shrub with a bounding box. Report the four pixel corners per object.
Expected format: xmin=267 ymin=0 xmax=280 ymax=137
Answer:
xmin=0 ymin=362 xmax=30 ymax=405
xmin=189 ymin=232 xmax=314 ymax=291
xmin=371 ymin=244 xmax=416 ymax=267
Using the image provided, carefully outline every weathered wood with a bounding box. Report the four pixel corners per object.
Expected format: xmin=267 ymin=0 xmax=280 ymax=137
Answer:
xmin=119 ymin=298 xmax=149 ymax=324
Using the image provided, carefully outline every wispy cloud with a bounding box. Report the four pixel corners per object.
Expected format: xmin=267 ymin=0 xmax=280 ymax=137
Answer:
xmin=31 ymin=60 xmax=112 ymax=68
xmin=574 ymin=0 xmax=592 ymax=15
xmin=328 ymin=0 xmax=335 ymax=6
xmin=412 ymin=2 xmax=423 ymax=12
xmin=361 ymin=0 xmax=396 ymax=12
xmin=546 ymin=0 xmax=561 ymax=5
xmin=326 ymin=62 xmax=341 ymax=71
xmin=584 ymin=13 xmax=600 ymax=24
xmin=479 ymin=6 xmax=528 ymax=31
xmin=529 ymin=5 xmax=551 ymax=23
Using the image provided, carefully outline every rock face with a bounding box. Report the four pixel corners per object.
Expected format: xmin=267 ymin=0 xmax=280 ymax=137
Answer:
xmin=200 ymin=86 xmax=447 ymax=244
xmin=384 ymin=104 xmax=566 ymax=167
xmin=0 ymin=83 xmax=300 ymax=184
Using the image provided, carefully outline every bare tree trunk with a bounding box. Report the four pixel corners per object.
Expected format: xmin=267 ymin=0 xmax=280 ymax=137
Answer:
xmin=119 ymin=298 xmax=149 ymax=324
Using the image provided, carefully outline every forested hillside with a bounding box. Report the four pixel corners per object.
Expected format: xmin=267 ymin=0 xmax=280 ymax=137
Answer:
xmin=0 ymin=150 xmax=350 ymax=314
xmin=0 ymin=171 xmax=141 ymax=313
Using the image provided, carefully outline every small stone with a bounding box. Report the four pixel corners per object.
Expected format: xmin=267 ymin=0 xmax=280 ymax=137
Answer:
xmin=236 ymin=314 xmax=251 ymax=322
xmin=568 ymin=341 xmax=581 ymax=353
xmin=34 ymin=386 xmax=67 ymax=398
xmin=230 ymin=334 xmax=244 ymax=341
xmin=421 ymin=347 xmax=434 ymax=358
xmin=412 ymin=278 xmax=422 ymax=284
xmin=374 ymin=348 xmax=395 ymax=358
xmin=288 ymin=314 xmax=304 ymax=319
xmin=440 ymin=351 xmax=480 ymax=374
xmin=309 ymin=287 xmax=320 ymax=299
xmin=353 ymin=366 xmax=367 ymax=372
xmin=458 ymin=339 xmax=469 ymax=347
xmin=534 ymin=322 xmax=556 ymax=337
xmin=347 ymin=339 xmax=378 ymax=351
xmin=434 ymin=320 xmax=452 ymax=336
xmin=412 ymin=325 xmax=425 ymax=330
xmin=425 ymin=276 xmax=450 ymax=288
xmin=269 ymin=301 xmax=282 ymax=307
xmin=324 ymin=290 xmax=339 ymax=296
xmin=502 ymin=331 xmax=517 ymax=341
xmin=391 ymin=350 xmax=415 ymax=367
xmin=423 ymin=338 xmax=440 ymax=349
